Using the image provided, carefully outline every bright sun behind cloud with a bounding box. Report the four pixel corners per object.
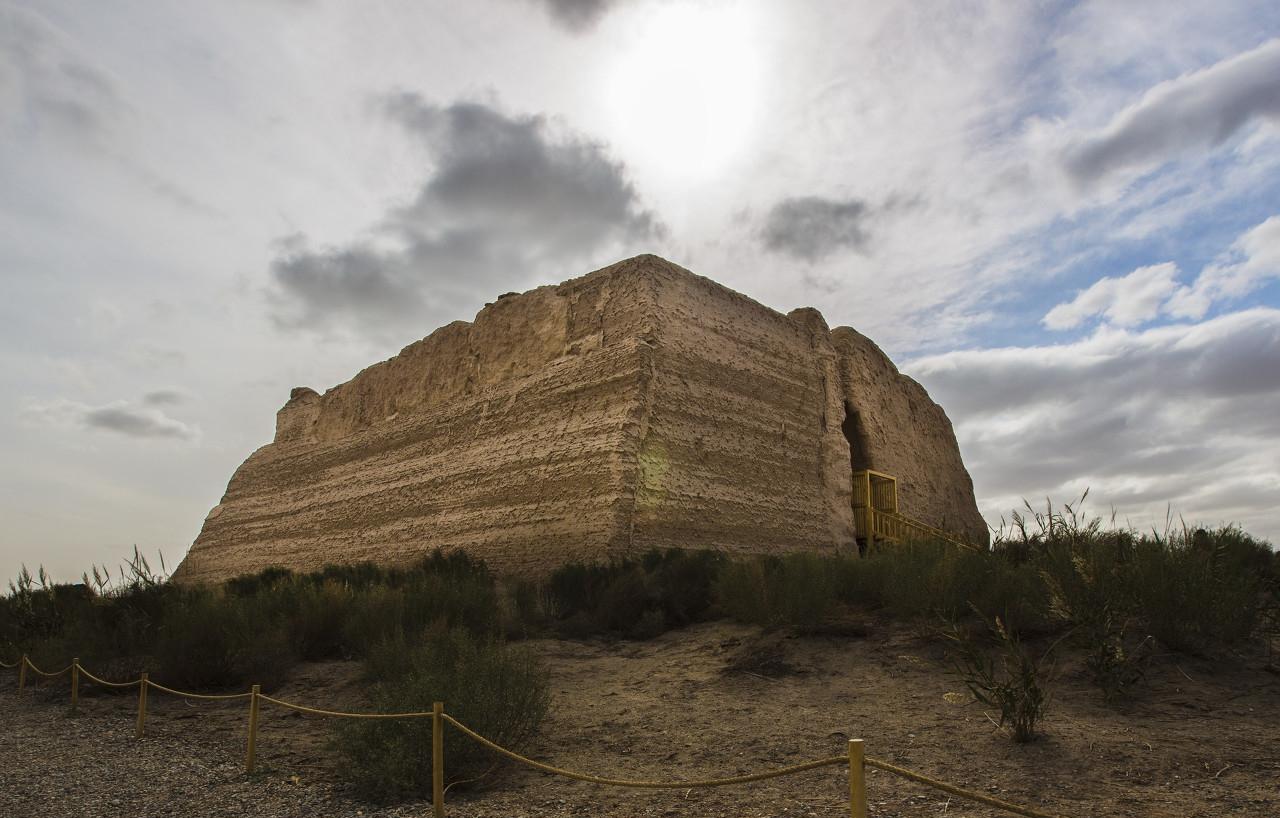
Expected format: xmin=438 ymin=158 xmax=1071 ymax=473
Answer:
xmin=599 ymin=2 xmax=766 ymax=185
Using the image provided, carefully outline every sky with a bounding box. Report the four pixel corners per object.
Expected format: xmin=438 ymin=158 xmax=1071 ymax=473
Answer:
xmin=2 ymin=0 xmax=1279 ymax=583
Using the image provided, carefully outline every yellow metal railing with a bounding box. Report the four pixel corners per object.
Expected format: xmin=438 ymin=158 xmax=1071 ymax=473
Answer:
xmin=852 ymin=470 xmax=978 ymax=551
xmin=3 ymin=654 xmax=1064 ymax=818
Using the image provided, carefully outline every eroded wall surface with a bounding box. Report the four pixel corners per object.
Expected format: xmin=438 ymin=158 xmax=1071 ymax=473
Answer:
xmin=625 ymin=267 xmax=855 ymax=556
xmin=175 ymin=260 xmax=662 ymax=583
xmin=175 ymin=255 xmax=987 ymax=583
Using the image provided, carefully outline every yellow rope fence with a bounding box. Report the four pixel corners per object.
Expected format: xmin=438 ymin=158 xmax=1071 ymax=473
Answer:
xmin=863 ymin=756 xmax=1062 ymax=818
xmin=75 ymin=665 xmax=143 ymax=690
xmin=258 ymin=693 xmax=435 ymax=719
xmin=444 ymin=712 xmax=847 ymax=788
xmin=143 ymin=679 xmax=253 ymax=701
xmin=3 ymin=655 xmax=1066 ymax=818
xmin=23 ymin=657 xmax=74 ymax=677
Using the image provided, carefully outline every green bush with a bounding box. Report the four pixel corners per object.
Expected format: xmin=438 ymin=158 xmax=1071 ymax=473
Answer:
xmin=1082 ymin=614 xmax=1154 ymax=702
xmin=152 ymin=590 xmax=295 ymax=691
xmin=1128 ymin=535 xmax=1261 ymax=653
xmin=545 ymin=549 xmax=724 ymax=639
xmin=287 ymin=580 xmax=356 ymax=660
xmin=334 ymin=627 xmax=550 ymax=801
xmin=945 ymin=613 xmax=1058 ymax=743
xmin=224 ymin=566 xmax=293 ymax=597
xmin=716 ymin=552 xmax=838 ymax=632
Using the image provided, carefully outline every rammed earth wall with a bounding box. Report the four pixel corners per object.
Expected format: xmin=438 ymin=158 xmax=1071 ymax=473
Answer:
xmin=174 ymin=255 xmax=986 ymax=583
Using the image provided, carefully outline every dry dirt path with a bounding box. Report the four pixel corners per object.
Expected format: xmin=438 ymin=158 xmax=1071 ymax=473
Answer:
xmin=1 ymin=620 xmax=1277 ymax=817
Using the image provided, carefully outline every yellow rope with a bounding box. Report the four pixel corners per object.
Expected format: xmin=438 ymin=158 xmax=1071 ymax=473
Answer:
xmin=23 ymin=657 xmax=73 ymax=677
xmin=143 ymin=679 xmax=253 ymax=701
xmin=443 ymin=713 xmax=846 ymax=788
xmin=865 ymin=756 xmax=1064 ymax=818
xmin=0 ymin=658 xmax=17 ymax=669
xmin=75 ymin=664 xmax=143 ymax=689
xmin=446 ymin=713 xmax=1065 ymax=815
xmin=258 ymin=693 xmax=436 ymax=719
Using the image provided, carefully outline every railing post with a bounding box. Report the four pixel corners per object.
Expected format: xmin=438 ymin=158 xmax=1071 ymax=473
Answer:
xmin=71 ymin=658 xmax=80 ymax=713
xmin=135 ymin=673 xmax=149 ymax=738
xmin=18 ymin=655 xmax=26 ymax=695
xmin=848 ymin=739 xmax=866 ymax=818
xmin=245 ymin=684 xmax=261 ymax=773
xmin=432 ymin=700 xmax=444 ymax=818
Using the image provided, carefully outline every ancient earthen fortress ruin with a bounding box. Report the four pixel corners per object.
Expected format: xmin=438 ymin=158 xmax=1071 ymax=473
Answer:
xmin=174 ymin=255 xmax=986 ymax=583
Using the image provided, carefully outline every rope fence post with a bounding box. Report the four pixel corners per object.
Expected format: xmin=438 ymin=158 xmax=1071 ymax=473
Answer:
xmin=432 ymin=700 xmax=445 ymax=818
xmin=70 ymin=658 xmax=80 ymax=714
xmin=245 ymin=684 xmax=261 ymax=774
xmin=18 ymin=655 xmax=26 ymax=695
xmin=848 ymin=739 xmax=866 ymax=818
xmin=135 ymin=673 xmax=149 ymax=738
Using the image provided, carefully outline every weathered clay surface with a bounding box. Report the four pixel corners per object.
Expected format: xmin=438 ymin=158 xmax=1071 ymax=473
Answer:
xmin=175 ymin=255 xmax=985 ymax=583
xmin=831 ymin=327 xmax=989 ymax=545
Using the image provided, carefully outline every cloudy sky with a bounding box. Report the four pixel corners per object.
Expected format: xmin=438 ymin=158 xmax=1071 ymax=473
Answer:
xmin=3 ymin=0 xmax=1279 ymax=582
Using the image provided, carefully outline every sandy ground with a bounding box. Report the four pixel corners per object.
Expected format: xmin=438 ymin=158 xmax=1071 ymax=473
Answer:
xmin=2 ymin=619 xmax=1277 ymax=817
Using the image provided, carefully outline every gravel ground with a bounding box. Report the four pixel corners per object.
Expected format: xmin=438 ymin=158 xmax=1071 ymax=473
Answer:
xmin=2 ymin=620 xmax=1278 ymax=817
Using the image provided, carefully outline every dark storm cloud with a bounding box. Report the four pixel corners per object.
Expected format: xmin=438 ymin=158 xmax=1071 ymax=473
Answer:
xmin=142 ymin=389 xmax=187 ymax=406
xmin=526 ymin=0 xmax=622 ymax=32
xmin=83 ymin=405 xmax=195 ymax=439
xmin=759 ymin=196 xmax=873 ymax=262
xmin=24 ymin=399 xmax=199 ymax=441
xmin=907 ymin=309 xmax=1280 ymax=519
xmin=270 ymin=95 xmax=661 ymax=335
xmin=1063 ymin=38 xmax=1280 ymax=187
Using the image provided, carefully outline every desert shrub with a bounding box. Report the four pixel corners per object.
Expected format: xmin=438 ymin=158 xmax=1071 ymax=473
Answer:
xmin=968 ymin=557 xmax=1053 ymax=635
xmin=831 ymin=550 xmax=887 ymax=608
xmin=412 ymin=549 xmax=494 ymax=585
xmin=1082 ymin=614 xmax=1154 ymax=702
xmin=3 ymin=551 xmax=178 ymax=681
xmin=544 ymin=549 xmax=723 ymax=639
xmin=311 ymin=561 xmax=395 ymax=590
xmin=642 ymin=548 xmax=724 ymax=625
xmin=337 ymin=571 xmax=501 ymax=654
xmin=500 ymin=578 xmax=549 ymax=637
xmin=547 ymin=560 xmax=654 ymax=638
xmin=335 ymin=627 xmax=550 ymax=801
xmin=224 ymin=566 xmax=294 ymax=597
xmin=402 ymin=571 xmax=500 ymax=638
xmin=997 ymin=501 xmax=1271 ymax=653
xmin=945 ymin=612 xmax=1058 ymax=743
xmin=1127 ymin=535 xmax=1261 ymax=653
xmin=829 ymin=542 xmax=1050 ymax=633
xmin=152 ymin=590 xmax=295 ymax=690
xmin=875 ymin=542 xmax=950 ymax=618
xmin=25 ymin=597 xmax=157 ymax=685
xmin=716 ymin=552 xmax=838 ymax=632
xmin=1038 ymin=538 xmax=1129 ymax=631
xmin=288 ymin=580 xmax=356 ymax=660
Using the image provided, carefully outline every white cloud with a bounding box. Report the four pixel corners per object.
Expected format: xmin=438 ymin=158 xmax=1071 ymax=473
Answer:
xmin=1044 ymin=214 xmax=1280 ymax=331
xmin=1043 ymin=262 xmax=1181 ymax=330
xmin=1168 ymin=215 xmax=1280 ymax=318
xmin=907 ymin=309 xmax=1280 ymax=543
